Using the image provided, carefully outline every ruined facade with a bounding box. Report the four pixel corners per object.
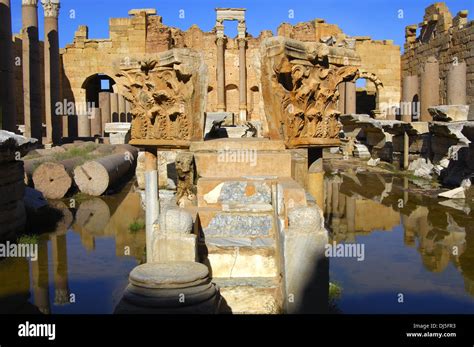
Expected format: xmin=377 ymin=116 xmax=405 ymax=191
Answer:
xmin=402 ymin=3 xmax=474 ymax=120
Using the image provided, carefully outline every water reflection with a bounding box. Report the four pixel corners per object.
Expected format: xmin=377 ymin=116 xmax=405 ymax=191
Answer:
xmin=0 ymin=183 xmax=145 ymax=314
xmin=325 ymin=171 xmax=474 ymax=313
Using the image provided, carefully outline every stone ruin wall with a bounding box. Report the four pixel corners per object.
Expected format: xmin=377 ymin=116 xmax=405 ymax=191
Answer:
xmin=59 ymin=10 xmax=402 ymax=129
xmin=60 ymin=10 xmax=268 ymax=124
xmin=402 ymin=3 xmax=474 ymax=118
xmin=277 ymin=19 xmax=401 ymax=112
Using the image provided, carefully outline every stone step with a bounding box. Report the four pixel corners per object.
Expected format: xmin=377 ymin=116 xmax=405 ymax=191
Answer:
xmin=193 ymin=151 xmax=291 ymax=178
xmin=200 ymin=236 xmax=278 ymax=278
xmin=213 ymin=277 xmax=282 ymax=314
xmin=198 ymin=210 xmax=275 ymax=238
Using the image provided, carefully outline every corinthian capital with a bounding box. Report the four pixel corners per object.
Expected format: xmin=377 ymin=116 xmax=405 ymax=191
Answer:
xmin=22 ymin=0 xmax=38 ymax=6
xmin=41 ymin=0 xmax=60 ymax=18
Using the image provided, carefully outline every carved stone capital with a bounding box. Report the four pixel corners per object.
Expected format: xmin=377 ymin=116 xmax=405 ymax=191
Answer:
xmin=22 ymin=0 xmax=38 ymax=6
xmin=237 ymin=38 xmax=246 ymax=49
xmin=216 ymin=36 xmax=227 ymax=47
xmin=41 ymin=0 xmax=60 ymax=18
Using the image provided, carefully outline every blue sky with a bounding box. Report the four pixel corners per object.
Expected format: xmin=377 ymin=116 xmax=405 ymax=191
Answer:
xmin=9 ymin=0 xmax=474 ymax=49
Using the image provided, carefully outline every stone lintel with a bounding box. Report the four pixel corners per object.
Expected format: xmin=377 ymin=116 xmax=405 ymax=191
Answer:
xmin=128 ymin=8 xmax=157 ymax=17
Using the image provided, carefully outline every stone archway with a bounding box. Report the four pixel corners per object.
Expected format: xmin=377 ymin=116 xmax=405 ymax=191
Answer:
xmin=357 ymin=71 xmax=384 ymax=117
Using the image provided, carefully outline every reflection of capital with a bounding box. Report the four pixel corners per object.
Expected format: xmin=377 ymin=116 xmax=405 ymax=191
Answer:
xmin=41 ymin=0 xmax=60 ymax=18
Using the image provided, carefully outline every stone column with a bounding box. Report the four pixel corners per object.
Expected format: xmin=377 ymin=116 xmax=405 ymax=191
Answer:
xmin=90 ymin=107 xmax=101 ymax=136
xmin=447 ymin=61 xmax=467 ymax=105
xmin=0 ymin=0 xmax=17 ymax=131
xmin=401 ymin=75 xmax=419 ymax=122
xmin=51 ymin=234 xmax=70 ymax=305
xmin=77 ymin=112 xmax=90 ymax=137
xmin=216 ymin=37 xmax=226 ymax=112
xmin=238 ymin=38 xmax=247 ymax=123
xmin=337 ymin=83 xmax=346 ymax=114
xmin=99 ymin=92 xmax=110 ymax=135
xmin=344 ymin=81 xmax=356 ymax=114
xmin=118 ymin=94 xmax=126 ymax=122
xmin=42 ymin=0 xmax=60 ymax=144
xmin=110 ymin=93 xmax=119 ymax=122
xmin=420 ymin=57 xmax=439 ymax=121
xmin=22 ymin=0 xmax=42 ymax=143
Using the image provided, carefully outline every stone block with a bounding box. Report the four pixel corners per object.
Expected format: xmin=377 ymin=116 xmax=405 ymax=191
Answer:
xmin=152 ymin=233 xmax=197 ymax=262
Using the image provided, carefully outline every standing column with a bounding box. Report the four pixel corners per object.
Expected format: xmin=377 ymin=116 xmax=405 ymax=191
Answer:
xmin=216 ymin=37 xmax=226 ymax=112
xmin=345 ymin=81 xmax=356 ymax=114
xmin=337 ymin=83 xmax=346 ymax=114
xmin=238 ymin=38 xmax=247 ymax=123
xmin=22 ymin=0 xmax=42 ymax=143
xmin=0 ymin=0 xmax=17 ymax=131
xmin=401 ymin=75 xmax=419 ymax=122
xmin=42 ymin=0 xmax=61 ymax=144
xmin=110 ymin=93 xmax=119 ymax=122
xmin=447 ymin=61 xmax=466 ymax=105
xmin=98 ymin=92 xmax=110 ymax=135
xmin=118 ymin=94 xmax=126 ymax=122
xmin=420 ymin=56 xmax=439 ymax=121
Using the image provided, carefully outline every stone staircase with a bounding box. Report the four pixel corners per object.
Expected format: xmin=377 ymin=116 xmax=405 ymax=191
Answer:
xmin=196 ymin=177 xmax=282 ymax=313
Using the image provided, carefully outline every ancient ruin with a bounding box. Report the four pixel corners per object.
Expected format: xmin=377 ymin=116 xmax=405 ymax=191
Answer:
xmin=0 ymin=0 xmax=474 ymax=324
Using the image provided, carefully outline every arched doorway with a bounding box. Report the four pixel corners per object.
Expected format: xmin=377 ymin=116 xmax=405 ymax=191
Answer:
xmin=356 ymin=71 xmax=383 ymax=117
xmin=81 ymin=73 xmax=116 ymax=107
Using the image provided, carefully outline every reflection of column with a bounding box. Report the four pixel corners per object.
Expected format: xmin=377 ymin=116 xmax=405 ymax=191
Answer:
xmin=345 ymin=81 xmax=356 ymax=114
xmin=42 ymin=0 xmax=61 ymax=144
xmin=401 ymin=75 xmax=419 ymax=122
xmin=238 ymin=38 xmax=247 ymax=122
xmin=337 ymin=83 xmax=346 ymax=114
xmin=51 ymin=234 xmax=70 ymax=305
xmin=402 ymin=215 xmax=415 ymax=247
xmin=0 ymin=0 xmax=17 ymax=131
xmin=22 ymin=0 xmax=42 ymax=143
xmin=31 ymin=237 xmax=50 ymax=314
xmin=420 ymin=57 xmax=439 ymax=121
xmin=447 ymin=61 xmax=466 ymax=105
xmin=216 ymin=37 xmax=226 ymax=112
xmin=346 ymin=196 xmax=355 ymax=233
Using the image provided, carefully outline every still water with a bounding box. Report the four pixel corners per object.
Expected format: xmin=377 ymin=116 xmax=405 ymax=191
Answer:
xmin=0 ymin=183 xmax=145 ymax=314
xmin=1 ymin=170 xmax=473 ymax=314
xmin=325 ymin=171 xmax=474 ymax=314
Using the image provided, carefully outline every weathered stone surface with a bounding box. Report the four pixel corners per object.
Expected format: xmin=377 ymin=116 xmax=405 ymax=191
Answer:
xmin=175 ymin=152 xmax=196 ymax=207
xmin=129 ymin=261 xmax=209 ymax=289
xmin=288 ymin=206 xmax=323 ymax=231
xmin=158 ymin=208 xmax=193 ymax=234
xmin=115 ymin=49 xmax=208 ymax=147
xmin=152 ymin=233 xmax=197 ymax=263
xmin=428 ymin=105 xmax=470 ymax=122
xmin=408 ymin=158 xmax=434 ymax=178
xmin=260 ymin=36 xmax=359 ymax=148
xmin=203 ymin=213 xmax=273 ymax=237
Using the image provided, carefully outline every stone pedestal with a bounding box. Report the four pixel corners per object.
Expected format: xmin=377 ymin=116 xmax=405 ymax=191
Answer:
xmin=22 ymin=0 xmax=42 ymax=143
xmin=344 ymin=81 xmax=356 ymax=115
xmin=77 ymin=113 xmax=90 ymax=137
xmin=0 ymin=0 xmax=17 ymax=132
xmin=89 ymin=107 xmax=101 ymax=136
xmin=420 ymin=57 xmax=439 ymax=121
xmin=104 ymin=122 xmax=130 ymax=144
xmin=402 ymin=75 xmax=419 ymax=122
xmin=42 ymin=0 xmax=61 ymax=144
xmin=114 ymin=262 xmax=221 ymax=314
xmin=216 ymin=37 xmax=226 ymax=112
xmin=447 ymin=61 xmax=467 ymax=105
